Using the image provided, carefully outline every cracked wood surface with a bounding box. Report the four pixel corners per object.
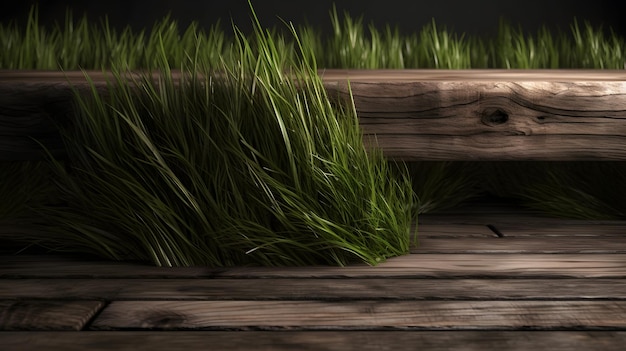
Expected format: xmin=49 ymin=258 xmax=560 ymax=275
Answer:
xmin=1 ymin=208 xmax=625 ymax=349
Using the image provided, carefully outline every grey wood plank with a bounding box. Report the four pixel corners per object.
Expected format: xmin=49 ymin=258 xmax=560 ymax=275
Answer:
xmin=0 ymin=255 xmax=223 ymax=278
xmin=327 ymin=73 xmax=626 ymax=161
xmin=413 ymin=236 xmax=626 ymax=253
xmin=0 ymin=331 xmax=626 ymax=351
xmin=90 ymin=300 xmax=626 ymax=330
xmin=217 ymin=254 xmax=626 ymax=278
xmin=2 ymin=278 xmax=626 ymax=300
xmin=2 ymin=331 xmax=626 ymax=351
xmin=3 ymin=254 xmax=626 ymax=278
xmin=494 ymin=223 xmax=626 ymax=237
xmin=0 ymin=300 xmax=103 ymax=331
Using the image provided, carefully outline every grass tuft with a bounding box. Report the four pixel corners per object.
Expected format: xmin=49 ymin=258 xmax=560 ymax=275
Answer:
xmin=25 ymin=6 xmax=415 ymax=267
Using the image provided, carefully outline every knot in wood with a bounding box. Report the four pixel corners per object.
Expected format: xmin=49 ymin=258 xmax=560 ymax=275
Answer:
xmin=481 ymin=108 xmax=509 ymax=126
xmin=143 ymin=311 xmax=188 ymax=328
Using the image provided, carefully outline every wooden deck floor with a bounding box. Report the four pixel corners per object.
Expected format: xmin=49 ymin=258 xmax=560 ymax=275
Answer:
xmin=1 ymin=202 xmax=626 ymax=350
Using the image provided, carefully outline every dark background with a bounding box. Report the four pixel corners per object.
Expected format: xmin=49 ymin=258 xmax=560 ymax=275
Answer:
xmin=2 ymin=0 xmax=626 ymax=37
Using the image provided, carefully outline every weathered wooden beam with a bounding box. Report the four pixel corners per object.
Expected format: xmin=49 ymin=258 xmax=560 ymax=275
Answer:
xmin=2 ymin=69 xmax=626 ymax=161
xmin=322 ymin=69 xmax=626 ymax=160
xmin=90 ymin=300 xmax=626 ymax=330
xmin=4 ymin=253 xmax=626 ymax=278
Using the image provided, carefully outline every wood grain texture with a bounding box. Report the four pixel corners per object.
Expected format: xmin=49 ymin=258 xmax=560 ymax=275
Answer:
xmin=3 ymin=331 xmax=626 ymax=351
xmin=217 ymin=254 xmax=626 ymax=278
xmin=324 ymin=70 xmax=626 ymax=161
xmin=0 ymin=300 xmax=103 ymax=330
xmin=90 ymin=300 xmax=626 ymax=330
xmin=494 ymin=223 xmax=626 ymax=237
xmin=0 ymin=255 xmax=222 ymax=278
xmin=412 ymin=236 xmax=626 ymax=253
xmin=1 ymin=205 xmax=624 ymax=343
xmin=3 ymin=254 xmax=626 ymax=278
xmin=1 ymin=278 xmax=625 ymax=300
xmin=3 ymin=69 xmax=626 ymax=160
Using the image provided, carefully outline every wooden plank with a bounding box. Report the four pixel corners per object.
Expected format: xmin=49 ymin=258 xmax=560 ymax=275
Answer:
xmin=90 ymin=300 xmax=626 ymax=330
xmin=3 ymin=254 xmax=626 ymax=278
xmin=2 ymin=331 xmax=626 ymax=351
xmin=363 ymin=135 xmax=626 ymax=161
xmin=4 ymin=69 xmax=626 ymax=161
xmin=0 ymin=255 xmax=223 ymax=278
xmin=217 ymin=254 xmax=626 ymax=278
xmin=1 ymin=278 xmax=626 ymax=300
xmin=494 ymin=223 xmax=626 ymax=237
xmin=0 ymin=300 xmax=103 ymax=331
xmin=3 ymin=331 xmax=626 ymax=351
xmin=323 ymin=70 xmax=626 ymax=161
xmin=413 ymin=236 xmax=626 ymax=253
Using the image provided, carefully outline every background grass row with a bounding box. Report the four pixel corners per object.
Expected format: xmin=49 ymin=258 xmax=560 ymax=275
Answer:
xmin=2 ymin=6 xmax=625 ymax=70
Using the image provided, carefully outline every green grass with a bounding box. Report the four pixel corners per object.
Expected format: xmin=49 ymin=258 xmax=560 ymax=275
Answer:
xmin=2 ymin=4 xmax=626 ymax=266
xmin=2 ymin=6 xmax=625 ymax=70
xmin=0 ymin=7 xmax=229 ymax=70
xmin=17 ymin=7 xmax=416 ymax=267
